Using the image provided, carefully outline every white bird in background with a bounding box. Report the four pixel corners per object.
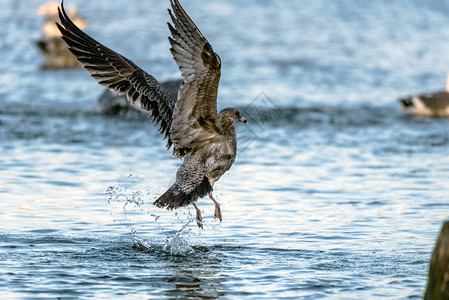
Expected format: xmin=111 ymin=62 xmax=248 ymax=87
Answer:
xmin=57 ymin=0 xmax=247 ymax=228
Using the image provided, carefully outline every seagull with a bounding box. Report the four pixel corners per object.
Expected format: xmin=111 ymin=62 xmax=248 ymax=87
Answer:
xmin=399 ymin=92 xmax=449 ymax=117
xmin=36 ymin=1 xmax=86 ymax=68
xmin=399 ymin=72 xmax=449 ymax=117
xmin=57 ymin=0 xmax=247 ymax=228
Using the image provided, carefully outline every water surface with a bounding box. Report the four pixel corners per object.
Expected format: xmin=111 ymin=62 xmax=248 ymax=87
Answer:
xmin=1 ymin=0 xmax=449 ymax=298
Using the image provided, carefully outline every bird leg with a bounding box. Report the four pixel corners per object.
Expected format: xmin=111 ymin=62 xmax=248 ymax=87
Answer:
xmin=191 ymin=202 xmax=203 ymax=229
xmin=209 ymin=192 xmax=222 ymax=222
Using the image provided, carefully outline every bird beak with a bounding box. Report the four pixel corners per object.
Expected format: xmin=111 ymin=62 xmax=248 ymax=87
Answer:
xmin=240 ymin=116 xmax=247 ymax=123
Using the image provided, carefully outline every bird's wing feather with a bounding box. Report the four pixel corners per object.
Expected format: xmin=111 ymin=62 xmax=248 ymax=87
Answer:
xmin=167 ymin=0 xmax=224 ymax=157
xmin=56 ymin=2 xmax=176 ymax=148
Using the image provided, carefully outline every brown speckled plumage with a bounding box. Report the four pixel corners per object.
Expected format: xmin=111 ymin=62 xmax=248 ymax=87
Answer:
xmin=57 ymin=0 xmax=247 ymax=228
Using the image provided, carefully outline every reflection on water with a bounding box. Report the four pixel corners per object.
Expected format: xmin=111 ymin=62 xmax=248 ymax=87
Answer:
xmin=1 ymin=0 xmax=449 ymax=298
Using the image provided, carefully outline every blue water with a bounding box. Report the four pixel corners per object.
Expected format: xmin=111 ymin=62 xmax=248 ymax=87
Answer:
xmin=1 ymin=0 xmax=449 ymax=298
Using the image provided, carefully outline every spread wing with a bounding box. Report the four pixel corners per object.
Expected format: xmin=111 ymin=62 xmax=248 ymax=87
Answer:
xmin=56 ymin=2 xmax=176 ymax=148
xmin=167 ymin=0 xmax=223 ymax=158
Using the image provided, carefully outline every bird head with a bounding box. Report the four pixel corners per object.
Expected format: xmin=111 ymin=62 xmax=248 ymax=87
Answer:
xmin=236 ymin=110 xmax=247 ymax=124
xmin=219 ymin=108 xmax=247 ymax=124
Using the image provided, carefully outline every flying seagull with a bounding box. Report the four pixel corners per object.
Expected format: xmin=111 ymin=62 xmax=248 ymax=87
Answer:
xmin=57 ymin=0 xmax=247 ymax=228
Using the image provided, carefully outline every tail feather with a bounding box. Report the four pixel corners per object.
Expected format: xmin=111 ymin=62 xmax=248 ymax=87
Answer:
xmin=154 ymin=176 xmax=212 ymax=210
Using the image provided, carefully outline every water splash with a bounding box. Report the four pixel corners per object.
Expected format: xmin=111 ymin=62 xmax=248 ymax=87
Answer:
xmin=106 ymin=174 xmax=199 ymax=255
xmin=105 ymin=174 xmax=201 ymax=228
xmin=162 ymin=230 xmax=195 ymax=256
xmin=131 ymin=226 xmax=195 ymax=256
xmin=105 ymin=174 xmax=160 ymax=226
xmin=105 ymin=173 xmax=146 ymax=211
xmin=131 ymin=228 xmax=152 ymax=251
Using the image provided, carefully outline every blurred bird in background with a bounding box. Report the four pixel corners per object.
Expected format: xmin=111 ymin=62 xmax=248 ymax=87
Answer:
xmin=35 ymin=1 xmax=86 ymax=68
